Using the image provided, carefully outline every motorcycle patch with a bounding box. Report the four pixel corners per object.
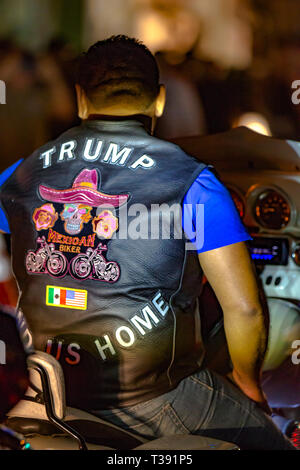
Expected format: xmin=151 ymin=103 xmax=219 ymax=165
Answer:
xmin=46 ymin=285 xmax=87 ymax=310
xmin=26 ymin=168 xmax=129 ymax=283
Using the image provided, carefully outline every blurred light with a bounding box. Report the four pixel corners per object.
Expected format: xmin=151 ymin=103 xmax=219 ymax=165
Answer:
xmin=291 ymin=423 xmax=300 ymax=449
xmin=193 ymin=0 xmax=253 ymax=69
xmin=229 ymin=188 xmax=245 ymax=219
xmin=136 ymin=7 xmax=199 ymax=54
xmin=234 ymin=112 xmax=272 ymax=136
xmin=136 ymin=12 xmax=169 ymax=51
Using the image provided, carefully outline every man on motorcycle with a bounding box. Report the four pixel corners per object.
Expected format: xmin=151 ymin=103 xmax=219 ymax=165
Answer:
xmin=0 ymin=35 xmax=296 ymax=450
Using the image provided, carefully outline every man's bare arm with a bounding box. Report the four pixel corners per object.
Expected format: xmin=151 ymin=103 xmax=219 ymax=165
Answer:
xmin=198 ymin=242 xmax=269 ymax=406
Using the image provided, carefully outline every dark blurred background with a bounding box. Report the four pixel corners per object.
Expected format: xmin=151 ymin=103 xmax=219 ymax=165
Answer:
xmin=1 ymin=0 xmax=300 ymax=173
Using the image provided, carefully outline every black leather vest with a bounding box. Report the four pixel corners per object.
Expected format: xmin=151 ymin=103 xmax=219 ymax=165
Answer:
xmin=1 ymin=119 xmax=207 ymax=409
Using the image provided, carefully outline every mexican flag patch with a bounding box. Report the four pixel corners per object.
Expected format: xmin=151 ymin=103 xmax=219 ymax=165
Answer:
xmin=46 ymin=285 xmax=87 ymax=310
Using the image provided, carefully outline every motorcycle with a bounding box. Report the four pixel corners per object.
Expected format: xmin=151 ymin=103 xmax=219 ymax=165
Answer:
xmin=176 ymin=127 xmax=300 ymax=447
xmin=26 ymin=236 xmax=68 ymax=278
xmin=3 ymin=350 xmax=239 ymax=450
xmin=70 ymin=243 xmax=120 ymax=282
xmin=1 ymin=127 xmax=300 ymax=450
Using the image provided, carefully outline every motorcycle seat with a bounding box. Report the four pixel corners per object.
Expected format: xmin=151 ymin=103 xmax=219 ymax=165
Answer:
xmin=6 ymin=412 xmax=143 ymax=449
xmin=6 ymin=351 xmax=238 ymax=450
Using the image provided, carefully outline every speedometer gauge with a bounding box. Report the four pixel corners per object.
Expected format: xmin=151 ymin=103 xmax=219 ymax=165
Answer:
xmin=254 ymin=190 xmax=291 ymax=230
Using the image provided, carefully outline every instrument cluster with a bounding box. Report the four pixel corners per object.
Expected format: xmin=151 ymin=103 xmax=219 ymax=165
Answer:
xmin=228 ymin=185 xmax=294 ymax=232
xmin=227 ymin=183 xmax=300 ymax=267
xmin=253 ymin=189 xmax=291 ymax=230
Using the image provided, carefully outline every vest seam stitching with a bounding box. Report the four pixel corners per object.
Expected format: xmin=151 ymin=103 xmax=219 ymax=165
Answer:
xmin=166 ymin=163 xmax=208 ymax=386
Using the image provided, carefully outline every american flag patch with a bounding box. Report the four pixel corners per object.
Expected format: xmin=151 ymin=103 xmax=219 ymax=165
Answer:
xmin=46 ymin=285 xmax=87 ymax=310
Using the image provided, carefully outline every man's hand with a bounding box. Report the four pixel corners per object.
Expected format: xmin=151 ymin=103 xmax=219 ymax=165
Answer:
xmin=227 ymin=370 xmax=272 ymax=415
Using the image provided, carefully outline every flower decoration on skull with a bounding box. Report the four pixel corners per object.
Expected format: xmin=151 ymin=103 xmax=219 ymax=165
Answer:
xmin=32 ymin=204 xmax=58 ymax=231
xmin=60 ymin=204 xmax=92 ymax=235
xmin=92 ymin=210 xmax=118 ymax=239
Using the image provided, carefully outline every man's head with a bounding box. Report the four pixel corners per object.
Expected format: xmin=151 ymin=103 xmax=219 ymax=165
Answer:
xmin=76 ymin=35 xmax=165 ymax=120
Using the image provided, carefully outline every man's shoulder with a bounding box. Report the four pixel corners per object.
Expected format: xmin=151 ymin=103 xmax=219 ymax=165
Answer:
xmin=18 ymin=125 xmax=207 ymax=178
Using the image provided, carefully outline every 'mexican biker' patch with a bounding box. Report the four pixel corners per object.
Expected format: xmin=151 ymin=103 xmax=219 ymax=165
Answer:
xmin=25 ymin=168 xmax=128 ymax=284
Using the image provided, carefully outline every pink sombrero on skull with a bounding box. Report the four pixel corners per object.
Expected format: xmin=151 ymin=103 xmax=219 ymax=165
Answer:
xmin=39 ymin=169 xmax=129 ymax=208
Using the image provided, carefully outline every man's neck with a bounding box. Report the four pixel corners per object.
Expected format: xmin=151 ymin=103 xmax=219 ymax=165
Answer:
xmin=87 ymin=101 xmax=154 ymax=118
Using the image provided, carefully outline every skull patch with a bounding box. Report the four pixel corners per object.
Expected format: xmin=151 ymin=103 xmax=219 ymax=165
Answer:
xmin=60 ymin=204 xmax=92 ymax=235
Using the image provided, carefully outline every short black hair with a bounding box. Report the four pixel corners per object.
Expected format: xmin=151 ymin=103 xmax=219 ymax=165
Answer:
xmin=77 ymin=35 xmax=160 ymax=109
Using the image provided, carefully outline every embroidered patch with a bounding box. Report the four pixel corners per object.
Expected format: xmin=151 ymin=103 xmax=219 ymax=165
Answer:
xmin=32 ymin=204 xmax=58 ymax=231
xmin=26 ymin=168 xmax=128 ymax=284
xmin=69 ymin=243 xmax=120 ymax=282
xmin=39 ymin=168 xmax=129 ymax=208
xmin=60 ymin=203 xmax=92 ymax=235
xmin=46 ymin=285 xmax=87 ymax=310
xmin=92 ymin=210 xmax=118 ymax=239
xmin=26 ymin=236 xmax=68 ymax=277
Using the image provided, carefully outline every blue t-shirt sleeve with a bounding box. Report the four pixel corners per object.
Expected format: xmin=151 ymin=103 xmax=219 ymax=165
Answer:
xmin=0 ymin=159 xmax=24 ymax=233
xmin=183 ymin=168 xmax=251 ymax=253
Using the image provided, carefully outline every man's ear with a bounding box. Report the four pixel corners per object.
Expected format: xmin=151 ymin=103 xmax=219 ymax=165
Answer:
xmin=154 ymin=84 xmax=166 ymax=118
xmin=75 ymin=84 xmax=89 ymax=120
